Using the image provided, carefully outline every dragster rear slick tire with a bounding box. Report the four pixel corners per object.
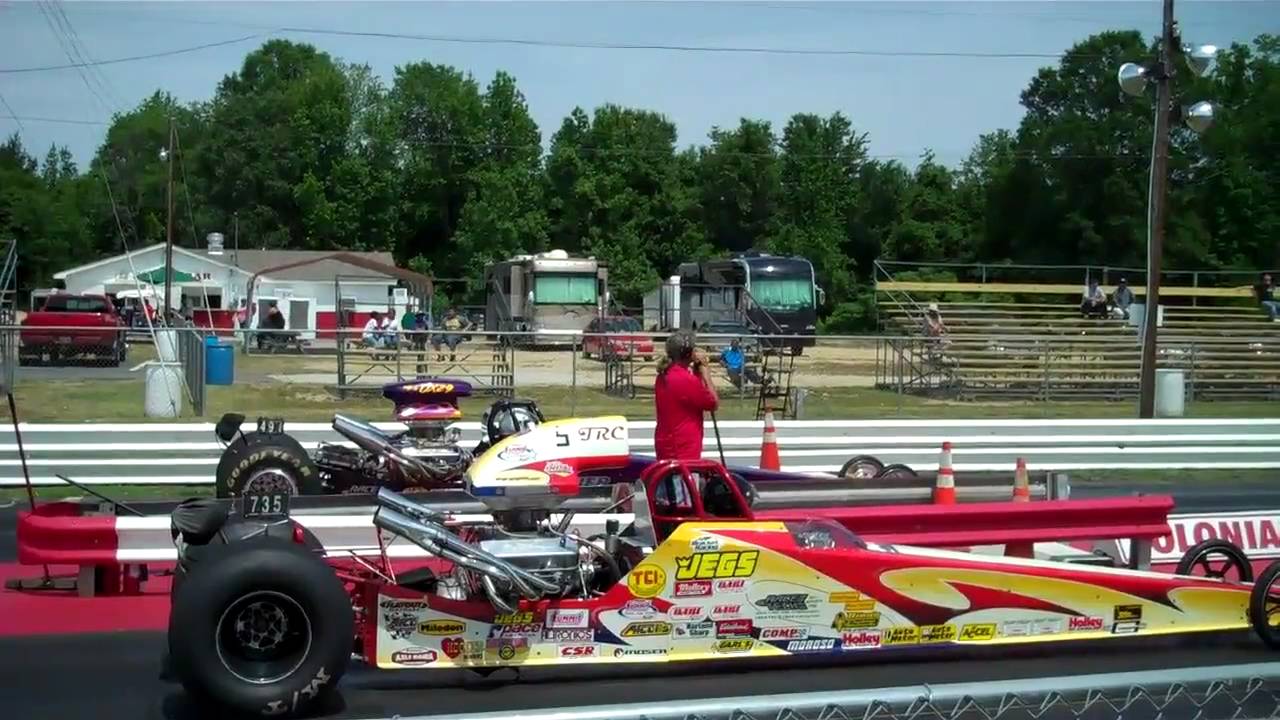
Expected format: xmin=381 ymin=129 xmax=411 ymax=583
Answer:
xmin=216 ymin=432 xmax=321 ymax=499
xmin=167 ymin=537 xmax=353 ymax=718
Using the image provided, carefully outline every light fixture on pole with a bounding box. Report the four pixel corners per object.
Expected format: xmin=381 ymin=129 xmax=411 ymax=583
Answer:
xmin=1115 ymin=0 xmax=1218 ymax=418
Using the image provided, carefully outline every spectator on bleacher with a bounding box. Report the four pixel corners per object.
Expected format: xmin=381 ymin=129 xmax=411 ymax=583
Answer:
xmin=924 ymin=303 xmax=949 ymax=344
xmin=433 ymin=306 xmax=467 ymax=361
xmin=402 ymin=305 xmax=428 ymax=350
xmin=720 ymin=338 xmax=770 ymax=390
xmin=1080 ymin=279 xmax=1108 ymax=319
xmin=1256 ymin=273 xmax=1280 ymax=322
xmin=381 ymin=310 xmax=399 ymax=346
xmin=1110 ymin=278 xmax=1135 ymax=319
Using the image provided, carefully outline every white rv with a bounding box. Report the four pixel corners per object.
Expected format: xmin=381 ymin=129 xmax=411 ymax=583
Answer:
xmin=484 ymin=250 xmax=609 ymax=346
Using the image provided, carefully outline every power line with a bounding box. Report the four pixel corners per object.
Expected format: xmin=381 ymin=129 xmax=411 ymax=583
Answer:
xmin=274 ymin=25 xmax=1091 ymax=59
xmin=0 ymin=95 xmax=23 ymax=133
xmin=0 ymin=34 xmax=267 ymax=74
xmin=0 ymin=114 xmax=106 ymax=126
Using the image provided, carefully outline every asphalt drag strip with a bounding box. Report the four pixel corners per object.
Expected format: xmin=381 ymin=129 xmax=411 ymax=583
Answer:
xmin=2 ymin=630 xmax=1274 ymax=720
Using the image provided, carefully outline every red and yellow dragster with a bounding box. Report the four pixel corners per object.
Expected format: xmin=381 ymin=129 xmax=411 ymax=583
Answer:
xmin=163 ymin=417 xmax=1280 ymax=718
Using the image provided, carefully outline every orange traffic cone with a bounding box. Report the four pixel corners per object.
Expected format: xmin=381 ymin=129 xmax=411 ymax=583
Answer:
xmin=1006 ymin=457 xmax=1035 ymax=558
xmin=932 ymin=441 xmax=956 ymax=505
xmin=1012 ymin=457 xmax=1030 ymax=502
xmin=759 ymin=407 xmax=781 ymax=471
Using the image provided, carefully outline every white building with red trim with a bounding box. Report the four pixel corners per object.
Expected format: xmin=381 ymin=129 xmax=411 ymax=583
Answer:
xmin=52 ymin=244 xmax=400 ymax=338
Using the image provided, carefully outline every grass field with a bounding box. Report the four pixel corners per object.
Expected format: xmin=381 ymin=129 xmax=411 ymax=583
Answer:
xmin=8 ymin=377 xmax=1280 ymax=423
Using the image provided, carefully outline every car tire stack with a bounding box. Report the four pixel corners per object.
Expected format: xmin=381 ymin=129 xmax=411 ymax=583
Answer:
xmin=215 ymin=432 xmax=323 ymax=499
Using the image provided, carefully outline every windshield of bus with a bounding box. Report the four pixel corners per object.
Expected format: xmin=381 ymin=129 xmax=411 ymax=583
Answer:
xmin=533 ymin=273 xmax=598 ymax=305
xmin=751 ymin=278 xmax=814 ymax=310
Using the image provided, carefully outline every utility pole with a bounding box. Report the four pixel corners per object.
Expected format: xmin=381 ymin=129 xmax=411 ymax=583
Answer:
xmin=1137 ymin=0 xmax=1175 ymax=419
xmin=1119 ymin=0 xmax=1217 ymax=418
xmin=164 ymin=116 xmax=176 ymax=325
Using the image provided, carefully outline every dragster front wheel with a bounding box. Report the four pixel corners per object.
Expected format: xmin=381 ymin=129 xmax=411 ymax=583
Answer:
xmin=1248 ymin=559 xmax=1280 ymax=649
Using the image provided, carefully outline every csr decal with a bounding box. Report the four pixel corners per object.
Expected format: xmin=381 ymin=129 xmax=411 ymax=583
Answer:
xmin=418 ymin=620 xmax=465 ymax=636
xmin=621 ymin=621 xmax=672 ymax=638
xmin=959 ymin=624 xmax=996 ymax=642
xmin=674 ymin=550 xmax=759 ymax=581
xmin=559 ymin=645 xmax=598 ymax=658
xmin=628 ymin=564 xmax=667 ymax=598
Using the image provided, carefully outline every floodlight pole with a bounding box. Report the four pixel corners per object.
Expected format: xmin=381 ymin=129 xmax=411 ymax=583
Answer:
xmin=1137 ymin=0 xmax=1176 ymax=419
xmin=164 ymin=116 xmax=176 ymax=325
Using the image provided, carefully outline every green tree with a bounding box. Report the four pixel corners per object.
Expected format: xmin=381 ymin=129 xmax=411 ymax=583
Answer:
xmin=698 ymin=119 xmax=779 ymax=253
xmin=453 ymin=71 xmax=550 ymax=291
xmin=546 ymin=104 xmax=707 ymax=304
xmin=388 ymin=62 xmax=485 ymax=277
xmin=770 ymin=112 xmax=866 ymax=302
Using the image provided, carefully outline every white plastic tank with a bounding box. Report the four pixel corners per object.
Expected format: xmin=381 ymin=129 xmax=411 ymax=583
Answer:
xmin=1155 ymin=368 xmax=1186 ymax=417
xmin=144 ymin=362 xmax=184 ymax=418
xmin=154 ymin=329 xmax=178 ymax=362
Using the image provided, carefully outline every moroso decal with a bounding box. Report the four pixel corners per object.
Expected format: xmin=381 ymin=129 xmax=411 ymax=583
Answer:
xmin=628 ymin=564 xmax=667 ymax=598
xmin=674 ymin=551 xmax=759 ymax=581
xmin=786 ymin=638 xmax=836 ymax=653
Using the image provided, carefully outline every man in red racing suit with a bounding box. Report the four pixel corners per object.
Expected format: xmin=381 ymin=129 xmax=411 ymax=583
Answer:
xmin=653 ymin=330 xmax=719 ymax=461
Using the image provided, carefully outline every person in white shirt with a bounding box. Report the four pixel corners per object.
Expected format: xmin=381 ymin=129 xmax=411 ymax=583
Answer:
xmin=1080 ymin=279 xmax=1107 ymax=319
xmin=363 ymin=311 xmax=387 ymax=348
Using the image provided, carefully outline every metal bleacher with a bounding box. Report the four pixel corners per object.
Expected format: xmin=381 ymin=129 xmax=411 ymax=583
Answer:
xmin=875 ymin=288 xmax=1280 ymax=402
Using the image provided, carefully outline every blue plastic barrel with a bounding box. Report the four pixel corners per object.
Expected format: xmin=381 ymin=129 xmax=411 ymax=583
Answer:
xmin=205 ymin=342 xmax=235 ymax=385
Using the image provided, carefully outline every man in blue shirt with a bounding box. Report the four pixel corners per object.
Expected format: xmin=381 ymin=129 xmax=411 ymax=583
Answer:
xmin=720 ymin=338 xmax=768 ymax=389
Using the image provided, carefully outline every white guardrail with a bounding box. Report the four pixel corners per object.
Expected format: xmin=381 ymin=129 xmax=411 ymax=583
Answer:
xmin=0 ymin=417 xmax=1278 ymax=486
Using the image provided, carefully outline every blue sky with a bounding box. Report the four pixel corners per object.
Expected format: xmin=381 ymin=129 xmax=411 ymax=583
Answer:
xmin=0 ymin=1 xmax=1273 ymax=168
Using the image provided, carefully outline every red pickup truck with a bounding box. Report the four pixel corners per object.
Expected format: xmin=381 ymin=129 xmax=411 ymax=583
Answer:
xmin=20 ymin=293 xmax=128 ymax=366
